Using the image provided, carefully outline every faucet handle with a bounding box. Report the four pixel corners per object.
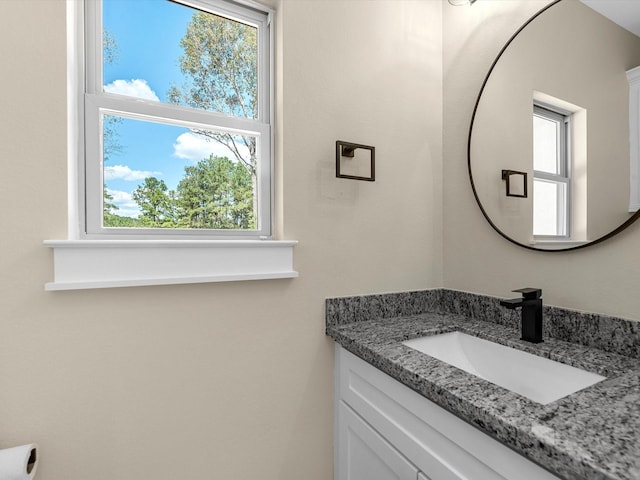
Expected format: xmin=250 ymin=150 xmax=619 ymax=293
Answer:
xmin=513 ymin=288 xmax=542 ymax=300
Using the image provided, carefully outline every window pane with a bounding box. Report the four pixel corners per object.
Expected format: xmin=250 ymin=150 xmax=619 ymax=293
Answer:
xmin=533 ymin=179 xmax=566 ymax=236
xmin=102 ymin=114 xmax=258 ymax=230
xmin=533 ymin=115 xmax=559 ymax=174
xmin=102 ymin=0 xmax=258 ymax=118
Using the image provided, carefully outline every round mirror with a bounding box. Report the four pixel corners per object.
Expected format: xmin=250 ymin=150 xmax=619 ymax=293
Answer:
xmin=469 ymin=0 xmax=640 ymax=251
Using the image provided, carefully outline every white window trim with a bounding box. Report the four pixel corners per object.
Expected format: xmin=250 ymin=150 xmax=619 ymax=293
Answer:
xmin=45 ymin=0 xmax=297 ymax=291
xmin=44 ymin=240 xmax=297 ymax=291
xmin=83 ymin=96 xmax=272 ymax=239
xmin=84 ymin=0 xmax=272 ymax=239
xmin=533 ymin=104 xmax=571 ymax=239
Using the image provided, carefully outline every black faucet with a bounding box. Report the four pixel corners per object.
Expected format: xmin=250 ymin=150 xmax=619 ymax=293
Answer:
xmin=500 ymin=288 xmax=543 ymax=343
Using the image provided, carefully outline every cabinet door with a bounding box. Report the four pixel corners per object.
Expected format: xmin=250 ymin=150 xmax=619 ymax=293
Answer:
xmin=338 ymin=401 xmax=418 ymax=480
xmin=337 ymin=345 xmax=562 ymax=480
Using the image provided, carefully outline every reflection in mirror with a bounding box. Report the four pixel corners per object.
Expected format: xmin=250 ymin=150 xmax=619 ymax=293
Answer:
xmin=469 ymin=0 xmax=640 ymax=251
xmin=533 ymin=103 xmax=570 ymax=239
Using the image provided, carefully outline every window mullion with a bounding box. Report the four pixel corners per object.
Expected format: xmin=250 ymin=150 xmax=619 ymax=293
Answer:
xmin=177 ymin=0 xmax=267 ymax=26
xmin=87 ymin=93 xmax=267 ymax=136
xmin=533 ymin=170 xmax=568 ymax=183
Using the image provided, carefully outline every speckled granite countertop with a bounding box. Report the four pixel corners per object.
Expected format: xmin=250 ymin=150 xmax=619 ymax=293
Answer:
xmin=326 ymin=290 xmax=640 ymax=480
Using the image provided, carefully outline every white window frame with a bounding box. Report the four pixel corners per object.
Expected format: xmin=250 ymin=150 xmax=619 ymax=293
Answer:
xmin=84 ymin=0 xmax=272 ymax=239
xmin=44 ymin=0 xmax=297 ymax=291
xmin=533 ymin=104 xmax=572 ymax=239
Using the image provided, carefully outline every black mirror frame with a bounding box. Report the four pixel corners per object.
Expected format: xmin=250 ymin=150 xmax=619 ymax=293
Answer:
xmin=467 ymin=0 xmax=640 ymax=252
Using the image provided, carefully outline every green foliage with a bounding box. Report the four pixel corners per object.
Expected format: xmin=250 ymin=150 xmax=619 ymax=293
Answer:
xmin=103 ymin=29 xmax=119 ymax=65
xmin=168 ymin=11 xmax=258 ymax=177
xmin=104 ymin=213 xmax=144 ymax=228
xmin=176 ymin=156 xmax=254 ymax=229
xmin=101 ymin=15 xmax=258 ymax=231
xmin=104 ymin=184 xmax=144 ymax=228
xmin=103 ymin=185 xmax=117 ymax=215
xmin=132 ymin=177 xmax=176 ymax=228
xmin=170 ymin=11 xmax=257 ymax=118
xmin=103 ymin=116 xmax=124 ymax=162
xmin=102 ymin=29 xmax=124 ymax=162
xmin=122 ymin=156 xmax=254 ymax=230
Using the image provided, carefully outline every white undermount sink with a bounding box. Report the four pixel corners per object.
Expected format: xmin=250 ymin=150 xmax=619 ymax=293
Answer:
xmin=402 ymin=331 xmax=606 ymax=405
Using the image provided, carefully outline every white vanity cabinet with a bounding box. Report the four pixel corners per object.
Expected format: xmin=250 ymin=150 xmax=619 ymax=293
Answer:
xmin=338 ymin=401 xmax=420 ymax=480
xmin=334 ymin=345 xmax=562 ymax=480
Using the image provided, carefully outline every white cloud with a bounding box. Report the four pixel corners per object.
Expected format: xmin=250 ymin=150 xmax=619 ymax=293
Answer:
xmin=104 ymin=165 xmax=161 ymax=182
xmin=103 ymin=79 xmax=160 ymax=101
xmin=173 ymin=132 xmax=250 ymax=162
xmin=106 ymin=189 xmax=140 ymax=218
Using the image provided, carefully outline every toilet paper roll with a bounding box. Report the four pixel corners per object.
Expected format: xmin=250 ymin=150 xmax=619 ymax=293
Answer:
xmin=0 ymin=444 xmax=39 ymax=480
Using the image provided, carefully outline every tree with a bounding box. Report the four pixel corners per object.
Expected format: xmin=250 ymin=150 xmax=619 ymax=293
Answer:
xmin=103 ymin=185 xmax=118 ymax=215
xmin=102 ymin=28 xmax=127 ymax=227
xmin=103 ymin=185 xmax=121 ymax=226
xmin=168 ymin=11 xmax=259 ymax=215
xmin=103 ymin=29 xmax=119 ymax=65
xmin=132 ymin=177 xmax=175 ymax=227
xmin=103 ymin=116 xmax=124 ymax=162
xmin=103 ymin=185 xmax=143 ymax=227
xmin=102 ymin=17 xmax=259 ymax=231
xmin=176 ymin=155 xmax=254 ymax=229
xmin=102 ymin=29 xmax=123 ymax=163
xmin=103 ymin=213 xmax=143 ymax=228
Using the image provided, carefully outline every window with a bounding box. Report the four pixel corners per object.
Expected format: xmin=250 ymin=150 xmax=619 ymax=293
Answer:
xmin=532 ymin=104 xmax=571 ymax=238
xmin=83 ymin=0 xmax=272 ymax=239
xmin=45 ymin=0 xmax=297 ymax=291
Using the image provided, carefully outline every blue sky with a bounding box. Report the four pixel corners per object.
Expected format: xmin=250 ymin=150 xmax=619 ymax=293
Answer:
xmin=102 ymin=0 xmax=245 ymax=217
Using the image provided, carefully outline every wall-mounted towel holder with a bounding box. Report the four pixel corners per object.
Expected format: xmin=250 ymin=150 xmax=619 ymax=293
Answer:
xmin=336 ymin=141 xmax=375 ymax=181
xmin=501 ymin=169 xmax=527 ymax=198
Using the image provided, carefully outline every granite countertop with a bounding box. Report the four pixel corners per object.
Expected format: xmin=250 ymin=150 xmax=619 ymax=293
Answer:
xmin=326 ymin=291 xmax=640 ymax=480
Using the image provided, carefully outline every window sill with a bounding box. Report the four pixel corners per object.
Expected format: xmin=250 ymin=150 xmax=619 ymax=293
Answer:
xmin=529 ymin=239 xmax=588 ymax=248
xmin=44 ymin=239 xmax=298 ymax=291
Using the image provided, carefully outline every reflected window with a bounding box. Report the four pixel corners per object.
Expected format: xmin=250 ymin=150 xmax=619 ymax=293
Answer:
xmin=533 ymin=104 xmax=570 ymax=238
